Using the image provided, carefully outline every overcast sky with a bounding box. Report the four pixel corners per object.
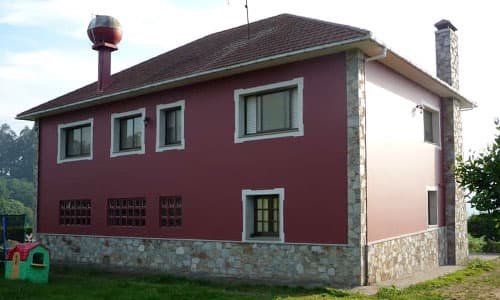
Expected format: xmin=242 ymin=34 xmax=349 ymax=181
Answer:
xmin=0 ymin=0 xmax=498 ymax=155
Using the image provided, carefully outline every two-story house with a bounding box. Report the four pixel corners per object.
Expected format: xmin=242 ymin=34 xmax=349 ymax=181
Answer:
xmin=17 ymin=14 xmax=473 ymax=286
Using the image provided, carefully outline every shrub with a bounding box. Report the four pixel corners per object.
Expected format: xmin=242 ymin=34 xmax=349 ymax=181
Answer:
xmin=468 ymin=234 xmax=486 ymax=253
xmin=484 ymin=239 xmax=500 ymax=253
xmin=468 ymin=213 xmax=500 ymax=241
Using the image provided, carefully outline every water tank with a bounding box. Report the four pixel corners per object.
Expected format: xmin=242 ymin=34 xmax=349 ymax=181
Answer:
xmin=87 ymin=15 xmax=122 ymax=45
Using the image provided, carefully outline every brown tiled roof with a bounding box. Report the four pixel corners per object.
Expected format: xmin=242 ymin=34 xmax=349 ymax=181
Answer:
xmin=18 ymin=14 xmax=369 ymax=118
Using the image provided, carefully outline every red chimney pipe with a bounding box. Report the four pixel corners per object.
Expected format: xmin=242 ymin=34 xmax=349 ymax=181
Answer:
xmin=94 ymin=43 xmax=117 ymax=92
xmin=87 ymin=15 xmax=122 ymax=92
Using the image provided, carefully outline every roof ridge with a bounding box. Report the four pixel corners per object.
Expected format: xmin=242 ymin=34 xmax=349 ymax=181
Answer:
xmin=276 ymin=13 xmax=370 ymax=35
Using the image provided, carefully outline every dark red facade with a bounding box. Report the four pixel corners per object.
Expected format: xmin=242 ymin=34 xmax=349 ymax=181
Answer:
xmin=37 ymin=53 xmax=349 ymax=244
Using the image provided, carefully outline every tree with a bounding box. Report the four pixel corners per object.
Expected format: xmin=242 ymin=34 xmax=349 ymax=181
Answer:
xmin=0 ymin=123 xmax=17 ymax=177
xmin=0 ymin=198 xmax=33 ymax=225
xmin=0 ymin=123 xmax=34 ymax=181
xmin=10 ymin=126 xmax=35 ymax=181
xmin=0 ymin=177 xmax=34 ymax=207
xmin=455 ymin=123 xmax=500 ymax=214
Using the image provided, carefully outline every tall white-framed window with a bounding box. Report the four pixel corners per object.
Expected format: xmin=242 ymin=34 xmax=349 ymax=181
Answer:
xmin=110 ymin=108 xmax=146 ymax=158
xmin=57 ymin=118 xmax=93 ymax=164
xmin=423 ymin=105 xmax=440 ymax=145
xmin=156 ymin=100 xmax=185 ymax=152
xmin=241 ymin=188 xmax=285 ymax=243
xmin=234 ymin=78 xmax=304 ymax=143
xmin=426 ymin=186 xmax=439 ymax=226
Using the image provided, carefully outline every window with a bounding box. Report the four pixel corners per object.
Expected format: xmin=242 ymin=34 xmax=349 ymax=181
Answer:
xmin=423 ymin=107 xmax=440 ymax=144
xmin=160 ymin=196 xmax=182 ymax=227
xmin=234 ymin=78 xmax=304 ymax=143
xmin=245 ymin=90 xmax=292 ymax=134
xmin=107 ymin=198 xmax=146 ymax=226
xmin=252 ymin=195 xmax=279 ymax=237
xmin=156 ymin=100 xmax=185 ymax=151
xmin=242 ymin=188 xmax=284 ymax=242
xmin=111 ymin=108 xmax=145 ymax=157
xmin=59 ymin=199 xmax=91 ymax=225
xmin=32 ymin=253 xmax=44 ymax=265
xmin=120 ymin=115 xmax=142 ymax=150
xmin=427 ymin=189 xmax=438 ymax=226
xmin=57 ymin=119 xmax=93 ymax=163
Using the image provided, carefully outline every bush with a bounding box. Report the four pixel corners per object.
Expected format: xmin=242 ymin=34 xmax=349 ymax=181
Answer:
xmin=469 ymin=234 xmax=486 ymax=253
xmin=468 ymin=213 xmax=500 ymax=241
xmin=484 ymin=239 xmax=500 ymax=253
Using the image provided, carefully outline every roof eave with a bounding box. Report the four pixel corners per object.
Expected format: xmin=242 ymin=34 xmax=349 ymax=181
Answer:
xmin=17 ymin=35 xmax=475 ymax=121
xmin=358 ymin=39 xmax=475 ymax=109
xmin=17 ymin=35 xmax=373 ymax=121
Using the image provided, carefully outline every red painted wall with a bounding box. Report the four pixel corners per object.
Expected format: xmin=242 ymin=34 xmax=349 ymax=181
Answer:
xmin=365 ymin=61 xmax=445 ymax=242
xmin=37 ymin=53 xmax=348 ymax=244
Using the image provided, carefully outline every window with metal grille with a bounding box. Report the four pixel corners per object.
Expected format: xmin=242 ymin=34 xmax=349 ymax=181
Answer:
xmin=59 ymin=199 xmax=91 ymax=225
xmin=107 ymin=198 xmax=146 ymax=226
xmin=252 ymin=195 xmax=279 ymax=237
xmin=160 ymin=196 xmax=182 ymax=227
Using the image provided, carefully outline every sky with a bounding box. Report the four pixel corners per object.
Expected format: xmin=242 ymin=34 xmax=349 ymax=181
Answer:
xmin=0 ymin=0 xmax=499 ymax=156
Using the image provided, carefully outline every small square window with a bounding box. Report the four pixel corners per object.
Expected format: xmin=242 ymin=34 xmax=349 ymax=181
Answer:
xmin=59 ymin=199 xmax=91 ymax=226
xmin=160 ymin=196 xmax=182 ymax=227
xmin=57 ymin=119 xmax=93 ymax=163
xmin=235 ymin=78 xmax=304 ymax=143
xmin=107 ymin=197 xmax=146 ymax=227
xmin=427 ymin=190 xmax=438 ymax=226
xmin=111 ymin=108 xmax=146 ymax=157
xmin=156 ymin=100 xmax=185 ymax=152
xmin=242 ymin=188 xmax=284 ymax=242
xmin=423 ymin=108 xmax=440 ymax=144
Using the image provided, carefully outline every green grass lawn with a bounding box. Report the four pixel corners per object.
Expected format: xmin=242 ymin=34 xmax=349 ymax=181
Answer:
xmin=0 ymin=259 xmax=498 ymax=300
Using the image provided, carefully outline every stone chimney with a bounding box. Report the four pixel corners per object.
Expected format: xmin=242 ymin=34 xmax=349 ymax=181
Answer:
xmin=435 ymin=19 xmax=459 ymax=90
xmin=436 ymin=19 xmax=468 ymax=266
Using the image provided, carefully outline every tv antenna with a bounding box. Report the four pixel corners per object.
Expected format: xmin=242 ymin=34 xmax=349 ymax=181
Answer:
xmin=227 ymin=0 xmax=250 ymax=39
xmin=245 ymin=0 xmax=250 ymax=39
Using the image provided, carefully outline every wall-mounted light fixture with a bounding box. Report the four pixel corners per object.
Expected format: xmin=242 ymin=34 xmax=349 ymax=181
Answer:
xmin=143 ymin=117 xmax=150 ymax=127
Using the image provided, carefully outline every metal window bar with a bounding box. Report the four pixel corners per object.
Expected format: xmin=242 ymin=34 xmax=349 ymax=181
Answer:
xmin=160 ymin=196 xmax=182 ymax=227
xmin=107 ymin=198 xmax=146 ymax=226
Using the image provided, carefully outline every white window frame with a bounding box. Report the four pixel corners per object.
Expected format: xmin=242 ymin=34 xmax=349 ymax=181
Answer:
xmin=241 ymin=187 xmax=285 ymax=243
xmin=156 ymin=100 xmax=185 ymax=152
xmin=422 ymin=104 xmax=440 ymax=146
xmin=426 ymin=186 xmax=439 ymax=227
xmin=57 ymin=118 xmax=94 ymax=164
xmin=234 ymin=78 xmax=304 ymax=143
xmin=110 ymin=108 xmax=146 ymax=158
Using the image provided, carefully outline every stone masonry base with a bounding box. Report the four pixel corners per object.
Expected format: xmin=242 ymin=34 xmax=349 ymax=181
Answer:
xmin=367 ymin=227 xmax=447 ymax=283
xmin=39 ymin=234 xmax=361 ymax=287
xmin=40 ymin=228 xmax=446 ymax=287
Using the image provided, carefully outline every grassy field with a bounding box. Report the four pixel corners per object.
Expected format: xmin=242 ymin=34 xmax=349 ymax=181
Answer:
xmin=0 ymin=259 xmax=499 ymax=300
